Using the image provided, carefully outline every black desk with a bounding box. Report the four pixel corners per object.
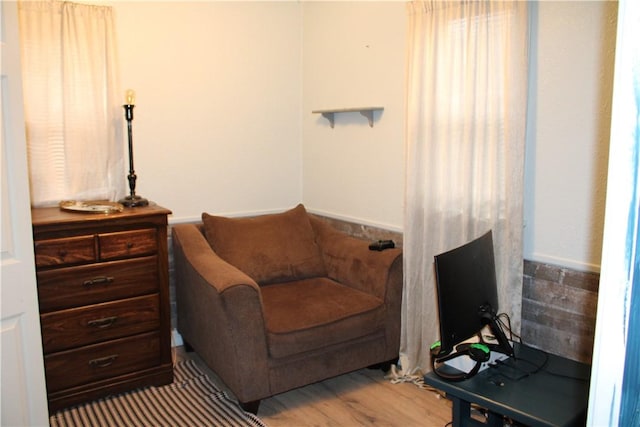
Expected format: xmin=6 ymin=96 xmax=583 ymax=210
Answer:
xmin=423 ymin=343 xmax=591 ymax=427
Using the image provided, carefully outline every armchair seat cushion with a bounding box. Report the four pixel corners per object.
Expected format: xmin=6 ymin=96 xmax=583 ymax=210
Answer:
xmin=262 ymin=277 xmax=385 ymax=359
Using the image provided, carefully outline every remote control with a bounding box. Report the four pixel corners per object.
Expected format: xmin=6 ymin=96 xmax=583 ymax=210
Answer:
xmin=369 ymin=240 xmax=395 ymax=251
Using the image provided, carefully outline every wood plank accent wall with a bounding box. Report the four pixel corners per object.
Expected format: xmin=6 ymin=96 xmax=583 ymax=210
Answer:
xmin=167 ymin=227 xmax=176 ymax=331
xmin=521 ymin=260 xmax=599 ymax=364
xmin=309 ymin=214 xmax=404 ymax=247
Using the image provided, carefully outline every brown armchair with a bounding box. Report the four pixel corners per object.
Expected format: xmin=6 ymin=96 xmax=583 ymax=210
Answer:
xmin=172 ymin=204 xmax=402 ymax=413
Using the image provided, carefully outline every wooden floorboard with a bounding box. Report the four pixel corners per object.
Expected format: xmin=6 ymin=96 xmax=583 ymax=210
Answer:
xmin=176 ymin=347 xmax=453 ymax=427
xmin=259 ymin=369 xmax=452 ymax=427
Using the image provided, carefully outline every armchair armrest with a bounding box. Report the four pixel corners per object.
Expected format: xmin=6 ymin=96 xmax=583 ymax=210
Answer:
xmin=172 ymin=223 xmax=270 ymax=402
xmin=308 ymin=216 xmax=402 ymax=300
xmin=173 ymin=223 xmax=258 ymax=293
xmin=308 ymin=216 xmax=403 ymax=359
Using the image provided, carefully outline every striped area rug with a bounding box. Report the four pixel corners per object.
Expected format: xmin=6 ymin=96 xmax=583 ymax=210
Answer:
xmin=49 ymin=360 xmax=267 ymax=427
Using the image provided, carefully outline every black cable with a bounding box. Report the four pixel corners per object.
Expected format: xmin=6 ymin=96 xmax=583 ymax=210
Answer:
xmin=543 ymin=365 xmax=591 ymax=382
xmin=497 ymin=312 xmax=523 ymax=344
xmin=484 ymin=312 xmax=550 ymax=381
xmin=491 ymin=352 xmax=548 ymax=380
xmin=495 ymin=314 xmax=588 ymax=382
xmin=488 ymin=360 xmax=529 ymax=381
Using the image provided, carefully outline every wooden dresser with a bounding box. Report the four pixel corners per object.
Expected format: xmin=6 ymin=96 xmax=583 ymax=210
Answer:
xmin=31 ymin=205 xmax=174 ymax=412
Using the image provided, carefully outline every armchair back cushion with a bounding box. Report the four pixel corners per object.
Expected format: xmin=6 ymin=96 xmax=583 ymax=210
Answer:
xmin=202 ymin=204 xmax=327 ymax=285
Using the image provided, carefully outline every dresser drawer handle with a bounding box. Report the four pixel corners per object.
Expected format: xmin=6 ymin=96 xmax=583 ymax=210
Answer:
xmin=89 ymin=354 xmax=118 ymax=368
xmin=83 ymin=276 xmax=114 ymax=287
xmin=87 ymin=316 xmax=118 ymax=329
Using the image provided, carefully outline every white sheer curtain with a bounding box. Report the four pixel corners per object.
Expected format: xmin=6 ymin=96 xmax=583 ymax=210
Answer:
xmin=18 ymin=0 xmax=123 ymax=207
xmin=401 ymin=0 xmax=529 ymax=374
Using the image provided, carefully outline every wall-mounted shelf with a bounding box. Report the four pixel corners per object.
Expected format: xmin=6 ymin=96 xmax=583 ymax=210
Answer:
xmin=312 ymin=106 xmax=384 ymax=128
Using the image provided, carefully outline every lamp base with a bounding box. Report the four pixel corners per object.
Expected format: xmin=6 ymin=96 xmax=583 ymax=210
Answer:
xmin=119 ymin=195 xmax=149 ymax=207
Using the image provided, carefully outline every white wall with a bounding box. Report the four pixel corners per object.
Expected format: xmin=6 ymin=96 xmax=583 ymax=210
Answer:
xmin=111 ymin=2 xmax=303 ymax=222
xmin=107 ymin=1 xmax=615 ymax=272
xmin=523 ymin=1 xmax=617 ymax=272
xmin=301 ymin=1 xmax=616 ymax=271
xmin=301 ymin=2 xmax=407 ymax=231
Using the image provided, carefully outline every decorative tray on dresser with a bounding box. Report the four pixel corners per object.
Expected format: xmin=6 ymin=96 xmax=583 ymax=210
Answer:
xmin=31 ymin=204 xmax=174 ymax=413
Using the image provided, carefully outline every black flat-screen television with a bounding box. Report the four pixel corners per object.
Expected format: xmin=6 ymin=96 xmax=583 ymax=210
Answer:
xmin=434 ymin=230 xmax=514 ymax=358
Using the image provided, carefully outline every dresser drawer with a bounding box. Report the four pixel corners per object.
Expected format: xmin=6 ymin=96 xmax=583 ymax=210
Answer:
xmin=34 ymin=235 xmax=96 ymax=267
xmin=99 ymin=229 xmax=157 ymax=260
xmin=40 ymin=294 xmax=160 ymax=353
xmin=37 ymin=256 xmax=159 ymax=312
xmin=44 ymin=332 xmax=162 ymax=393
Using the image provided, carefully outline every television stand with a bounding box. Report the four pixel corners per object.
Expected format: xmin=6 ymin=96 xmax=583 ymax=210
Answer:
xmin=424 ymin=343 xmax=590 ymax=427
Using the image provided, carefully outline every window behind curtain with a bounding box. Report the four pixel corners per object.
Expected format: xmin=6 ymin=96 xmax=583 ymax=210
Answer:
xmin=402 ymin=0 xmax=529 ymax=374
xmin=18 ymin=0 xmax=123 ymax=207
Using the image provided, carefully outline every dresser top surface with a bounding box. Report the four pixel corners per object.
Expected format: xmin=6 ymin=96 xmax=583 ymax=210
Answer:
xmin=32 ymin=204 xmax=172 ymax=228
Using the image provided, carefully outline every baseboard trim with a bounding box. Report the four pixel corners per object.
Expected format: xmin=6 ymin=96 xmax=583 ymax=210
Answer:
xmin=306 ymin=208 xmax=403 ymax=233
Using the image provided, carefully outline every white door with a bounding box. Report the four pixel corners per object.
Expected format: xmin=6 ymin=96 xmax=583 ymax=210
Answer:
xmin=1 ymin=1 xmax=49 ymax=425
xmin=587 ymin=0 xmax=640 ymax=424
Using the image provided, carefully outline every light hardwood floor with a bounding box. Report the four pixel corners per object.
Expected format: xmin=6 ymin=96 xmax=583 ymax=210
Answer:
xmin=259 ymin=368 xmax=453 ymax=427
xmin=176 ymin=347 xmax=453 ymax=427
